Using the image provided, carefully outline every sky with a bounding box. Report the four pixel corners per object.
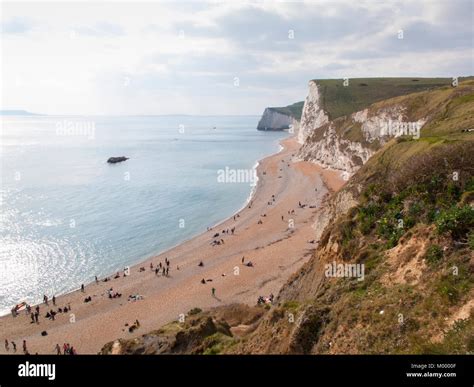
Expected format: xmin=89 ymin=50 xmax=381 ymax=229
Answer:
xmin=1 ymin=0 xmax=473 ymax=115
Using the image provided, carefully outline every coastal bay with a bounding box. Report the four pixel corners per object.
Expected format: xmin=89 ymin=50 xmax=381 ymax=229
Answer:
xmin=0 ymin=135 xmax=344 ymax=354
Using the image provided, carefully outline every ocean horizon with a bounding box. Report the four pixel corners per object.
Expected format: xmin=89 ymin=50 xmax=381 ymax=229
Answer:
xmin=0 ymin=115 xmax=287 ymax=316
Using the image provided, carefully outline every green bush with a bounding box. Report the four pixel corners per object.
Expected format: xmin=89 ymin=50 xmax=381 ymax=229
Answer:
xmin=436 ymin=205 xmax=474 ymax=240
xmin=425 ymin=245 xmax=443 ymax=265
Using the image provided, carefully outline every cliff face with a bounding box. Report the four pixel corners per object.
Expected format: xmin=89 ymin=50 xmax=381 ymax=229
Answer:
xmin=297 ymin=81 xmax=329 ymax=143
xmin=257 ymin=108 xmax=298 ymax=131
xmin=257 ymin=101 xmax=304 ymax=131
xmin=297 ymin=80 xmax=433 ymax=177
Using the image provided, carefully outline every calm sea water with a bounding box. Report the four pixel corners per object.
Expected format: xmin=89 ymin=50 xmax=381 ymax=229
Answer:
xmin=0 ymin=115 xmax=287 ymax=315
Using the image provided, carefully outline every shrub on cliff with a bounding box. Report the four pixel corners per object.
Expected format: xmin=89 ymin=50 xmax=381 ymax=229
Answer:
xmin=435 ymin=205 xmax=474 ymax=241
xmin=425 ymin=245 xmax=443 ymax=265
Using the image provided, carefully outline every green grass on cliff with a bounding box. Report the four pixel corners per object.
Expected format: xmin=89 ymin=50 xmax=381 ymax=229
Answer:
xmin=269 ymin=101 xmax=304 ymax=120
xmin=307 ymin=138 xmax=474 ymax=354
xmin=314 ymin=77 xmax=470 ymax=120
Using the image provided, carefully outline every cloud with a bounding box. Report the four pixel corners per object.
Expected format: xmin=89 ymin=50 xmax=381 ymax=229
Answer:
xmin=1 ymin=0 xmax=472 ymax=115
xmin=73 ymin=21 xmax=125 ymax=37
xmin=1 ymin=17 xmax=33 ymax=34
xmin=177 ymin=3 xmax=392 ymax=53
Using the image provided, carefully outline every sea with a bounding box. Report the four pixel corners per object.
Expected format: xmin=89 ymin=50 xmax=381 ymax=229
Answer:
xmin=0 ymin=115 xmax=287 ymax=315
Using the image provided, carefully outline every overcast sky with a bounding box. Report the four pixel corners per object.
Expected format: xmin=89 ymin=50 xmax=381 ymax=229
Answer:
xmin=1 ymin=0 xmax=473 ymax=115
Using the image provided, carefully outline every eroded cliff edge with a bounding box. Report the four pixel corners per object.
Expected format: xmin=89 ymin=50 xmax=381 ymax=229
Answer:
xmin=257 ymin=101 xmax=303 ymax=131
xmin=296 ymin=77 xmax=455 ymax=178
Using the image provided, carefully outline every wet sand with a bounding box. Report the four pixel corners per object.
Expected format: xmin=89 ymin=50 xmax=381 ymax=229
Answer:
xmin=0 ymin=135 xmax=344 ymax=354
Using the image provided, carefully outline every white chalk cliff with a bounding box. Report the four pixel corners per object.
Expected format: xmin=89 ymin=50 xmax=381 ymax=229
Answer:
xmin=257 ymin=108 xmax=299 ymax=131
xmin=297 ymin=81 xmax=329 ymax=144
xmin=296 ymin=81 xmax=426 ymax=178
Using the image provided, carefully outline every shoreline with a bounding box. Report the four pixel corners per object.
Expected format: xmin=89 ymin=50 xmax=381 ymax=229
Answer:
xmin=0 ymin=135 xmax=286 ymax=318
xmin=0 ymin=133 xmax=344 ymax=354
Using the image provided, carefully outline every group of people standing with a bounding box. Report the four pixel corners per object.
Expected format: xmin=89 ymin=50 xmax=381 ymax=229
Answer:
xmin=152 ymin=257 xmax=171 ymax=277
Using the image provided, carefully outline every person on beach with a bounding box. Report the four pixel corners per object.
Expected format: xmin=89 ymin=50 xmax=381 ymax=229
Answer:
xmin=52 ymin=295 xmax=56 ymax=306
xmin=242 ymin=256 xmax=245 ymax=264
xmin=95 ymin=276 xmax=99 ymax=284
xmin=55 ymin=344 xmax=61 ymax=355
xmin=4 ymin=339 xmax=9 ymax=352
xmin=43 ymin=295 xmax=48 ymax=305
xmin=12 ymin=341 xmax=17 ymax=353
xmin=211 ymin=287 xmax=216 ymax=297
xmin=22 ymin=340 xmax=27 ymax=354
xmin=155 ymin=267 xmax=159 ymax=276
xmin=30 ymin=312 xmax=35 ymax=324
xmin=81 ymin=284 xmax=85 ymax=292
xmin=35 ymin=312 xmax=39 ymax=324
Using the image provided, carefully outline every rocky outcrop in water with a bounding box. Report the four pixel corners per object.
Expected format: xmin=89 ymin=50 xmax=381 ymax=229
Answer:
xmin=107 ymin=156 xmax=129 ymax=164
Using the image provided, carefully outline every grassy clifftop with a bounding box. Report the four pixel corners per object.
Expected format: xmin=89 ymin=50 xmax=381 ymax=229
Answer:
xmin=268 ymin=101 xmax=304 ymax=120
xmin=303 ymin=79 xmax=474 ymax=154
xmin=314 ymin=77 xmax=473 ymax=120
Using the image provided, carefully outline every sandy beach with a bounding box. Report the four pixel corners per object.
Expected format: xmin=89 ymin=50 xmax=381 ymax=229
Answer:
xmin=0 ymin=135 xmax=344 ymax=354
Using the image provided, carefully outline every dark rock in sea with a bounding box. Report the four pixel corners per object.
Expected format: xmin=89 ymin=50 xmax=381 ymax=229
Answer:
xmin=107 ymin=156 xmax=129 ymax=164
